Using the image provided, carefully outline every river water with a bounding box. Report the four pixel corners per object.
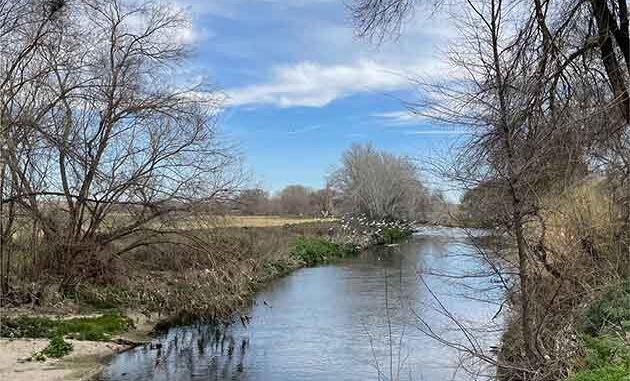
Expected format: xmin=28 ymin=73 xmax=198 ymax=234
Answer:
xmin=101 ymin=228 xmax=501 ymax=381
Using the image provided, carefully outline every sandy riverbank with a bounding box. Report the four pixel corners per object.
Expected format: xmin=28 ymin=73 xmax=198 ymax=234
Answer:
xmin=0 ymin=311 xmax=155 ymax=381
xmin=0 ymin=338 xmax=129 ymax=381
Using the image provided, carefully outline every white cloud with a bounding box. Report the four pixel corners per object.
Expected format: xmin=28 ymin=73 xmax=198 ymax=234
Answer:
xmin=403 ymin=128 xmax=470 ymax=135
xmin=174 ymin=0 xmax=335 ymax=18
xmin=226 ymin=59 xmax=441 ymax=108
xmin=372 ymin=111 xmax=426 ymax=125
xmin=170 ymin=0 xmax=454 ymax=109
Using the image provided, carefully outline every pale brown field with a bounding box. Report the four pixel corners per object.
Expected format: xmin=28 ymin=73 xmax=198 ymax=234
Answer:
xmin=162 ymin=215 xmax=338 ymax=230
xmin=215 ymin=215 xmax=337 ymax=228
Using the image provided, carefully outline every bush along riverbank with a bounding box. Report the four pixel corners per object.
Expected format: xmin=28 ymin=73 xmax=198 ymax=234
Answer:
xmin=492 ymin=183 xmax=630 ymax=381
xmin=289 ymin=216 xmax=414 ymax=267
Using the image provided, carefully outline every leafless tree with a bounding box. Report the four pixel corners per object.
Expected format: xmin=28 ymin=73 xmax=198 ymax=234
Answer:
xmin=272 ymin=184 xmax=315 ymax=216
xmin=0 ymin=0 xmax=73 ymax=299
xmin=0 ymin=0 xmax=241 ymax=294
xmin=331 ymin=143 xmax=432 ymax=221
xmin=232 ymin=188 xmax=271 ymax=215
xmin=309 ymin=184 xmax=336 ymax=217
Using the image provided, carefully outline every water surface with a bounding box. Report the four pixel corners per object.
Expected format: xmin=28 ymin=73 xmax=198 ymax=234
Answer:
xmin=101 ymin=228 xmax=500 ymax=381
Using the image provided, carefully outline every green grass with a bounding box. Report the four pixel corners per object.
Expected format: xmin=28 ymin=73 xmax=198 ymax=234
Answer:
xmin=567 ymin=363 xmax=630 ymax=381
xmin=290 ymin=237 xmax=359 ymax=266
xmin=582 ymin=335 xmax=630 ymax=369
xmin=0 ymin=313 xmax=134 ymax=341
xmin=565 ymin=280 xmax=630 ymax=381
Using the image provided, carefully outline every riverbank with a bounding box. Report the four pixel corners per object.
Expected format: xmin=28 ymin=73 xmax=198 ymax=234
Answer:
xmin=0 ymin=338 xmax=128 ymax=381
xmin=0 ymin=312 xmax=156 ymax=381
xmin=1 ymin=217 xmax=414 ymax=380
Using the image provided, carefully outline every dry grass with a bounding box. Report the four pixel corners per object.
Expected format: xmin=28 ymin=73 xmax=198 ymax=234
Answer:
xmin=537 ymin=181 xmax=626 ymax=280
xmin=498 ymin=181 xmax=630 ymax=380
xmin=75 ymin=221 xmax=339 ymax=322
xmin=214 ymin=215 xmax=337 ymax=228
xmin=180 ymin=215 xmax=337 ymax=229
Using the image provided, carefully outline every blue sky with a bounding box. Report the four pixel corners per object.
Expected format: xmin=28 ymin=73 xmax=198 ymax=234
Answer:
xmin=175 ymin=0 xmax=466 ymax=198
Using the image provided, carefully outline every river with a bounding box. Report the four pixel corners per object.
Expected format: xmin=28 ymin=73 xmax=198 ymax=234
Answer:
xmin=100 ymin=227 xmax=501 ymax=381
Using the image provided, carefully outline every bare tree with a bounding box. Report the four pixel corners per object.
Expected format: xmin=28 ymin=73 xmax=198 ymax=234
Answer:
xmin=0 ymin=0 xmax=241 ymax=293
xmin=272 ymin=184 xmax=314 ymax=216
xmin=309 ymin=184 xmax=336 ymax=217
xmin=0 ymin=0 xmax=72 ymax=299
xmin=331 ymin=143 xmax=432 ymax=221
xmin=233 ymin=188 xmax=271 ymax=215
xmin=349 ymin=0 xmax=599 ymax=379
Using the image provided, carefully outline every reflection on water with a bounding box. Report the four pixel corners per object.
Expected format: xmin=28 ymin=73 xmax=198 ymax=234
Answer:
xmin=101 ymin=228 xmax=500 ymax=381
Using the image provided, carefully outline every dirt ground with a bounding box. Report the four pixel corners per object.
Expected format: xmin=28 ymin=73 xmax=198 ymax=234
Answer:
xmin=0 ymin=338 xmax=129 ymax=381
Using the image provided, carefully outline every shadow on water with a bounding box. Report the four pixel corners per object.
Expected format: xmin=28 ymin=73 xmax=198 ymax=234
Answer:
xmin=101 ymin=228 xmax=500 ymax=381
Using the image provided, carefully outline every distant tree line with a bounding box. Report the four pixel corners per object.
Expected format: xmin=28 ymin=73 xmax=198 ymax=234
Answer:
xmin=229 ymin=185 xmax=335 ymax=217
xmin=231 ymin=144 xmax=448 ymax=222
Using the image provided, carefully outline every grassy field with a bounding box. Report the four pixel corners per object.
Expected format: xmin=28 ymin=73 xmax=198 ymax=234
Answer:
xmin=216 ymin=215 xmax=337 ymax=228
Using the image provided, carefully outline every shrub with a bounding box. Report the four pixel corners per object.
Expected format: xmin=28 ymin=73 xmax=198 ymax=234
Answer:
xmin=583 ymin=280 xmax=630 ymax=335
xmin=290 ymin=237 xmax=358 ymax=266
xmin=40 ymin=335 xmax=74 ymax=359
xmin=338 ymin=215 xmax=415 ymax=247
xmin=378 ymin=228 xmax=413 ymax=245
xmin=262 ymin=259 xmax=297 ymax=278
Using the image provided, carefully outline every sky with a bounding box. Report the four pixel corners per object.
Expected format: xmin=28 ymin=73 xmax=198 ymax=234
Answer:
xmin=174 ymin=0 xmax=467 ymax=199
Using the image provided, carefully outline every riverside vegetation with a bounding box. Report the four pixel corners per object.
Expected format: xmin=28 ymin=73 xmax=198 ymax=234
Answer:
xmin=1 ymin=217 xmax=414 ymax=361
xmin=465 ymin=182 xmax=630 ymax=381
xmin=566 ymin=281 xmax=630 ymax=381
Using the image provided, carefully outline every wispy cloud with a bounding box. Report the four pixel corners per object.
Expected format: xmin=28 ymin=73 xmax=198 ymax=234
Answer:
xmin=288 ymin=124 xmax=323 ymax=135
xmin=174 ymin=0 xmax=453 ymax=110
xmin=226 ymin=59 xmax=441 ymax=108
xmin=371 ymin=111 xmax=426 ymax=126
xmin=403 ymin=127 xmax=470 ymax=135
